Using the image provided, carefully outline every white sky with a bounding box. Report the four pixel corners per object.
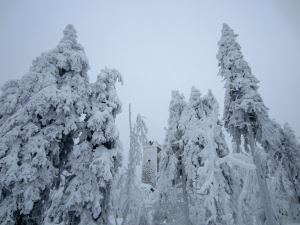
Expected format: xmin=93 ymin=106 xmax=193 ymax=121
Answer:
xmin=0 ymin=0 xmax=299 ymax=155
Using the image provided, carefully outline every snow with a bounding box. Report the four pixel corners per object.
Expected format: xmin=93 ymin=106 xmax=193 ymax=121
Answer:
xmin=219 ymin=153 xmax=256 ymax=170
xmin=0 ymin=22 xmax=299 ymax=225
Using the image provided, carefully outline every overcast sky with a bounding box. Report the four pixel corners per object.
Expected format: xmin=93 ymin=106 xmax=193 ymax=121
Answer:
xmin=0 ymin=0 xmax=299 ymax=154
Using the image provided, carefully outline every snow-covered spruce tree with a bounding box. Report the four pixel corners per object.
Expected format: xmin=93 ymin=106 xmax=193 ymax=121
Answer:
xmin=280 ymin=124 xmax=300 ymax=205
xmin=217 ymin=23 xmax=279 ymax=225
xmin=158 ymin=90 xmax=187 ymax=191
xmin=120 ymin=108 xmax=148 ymax=225
xmin=179 ymin=88 xmax=232 ymax=225
xmin=261 ymin=120 xmax=300 ymax=223
xmin=178 ymin=87 xmax=204 ymax=225
xmin=202 ymin=90 xmax=229 ymax=158
xmin=156 ymin=88 xmax=232 ymax=225
xmin=0 ymin=24 xmax=123 ymax=225
xmin=154 ymin=90 xmax=187 ymax=225
xmin=183 ymin=91 xmax=262 ymax=225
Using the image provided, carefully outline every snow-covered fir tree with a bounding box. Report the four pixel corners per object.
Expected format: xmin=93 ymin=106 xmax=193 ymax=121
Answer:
xmin=154 ymin=90 xmax=188 ymax=225
xmin=280 ymin=123 xmax=300 ymax=206
xmin=121 ymin=110 xmax=148 ymax=225
xmin=158 ymin=90 xmax=187 ymax=191
xmin=0 ymin=24 xmax=123 ymax=225
xmin=260 ymin=120 xmax=300 ymax=223
xmin=179 ymin=88 xmax=234 ymax=225
xmin=156 ymin=88 xmax=235 ymax=225
xmin=110 ymin=107 xmax=153 ymax=225
xmin=217 ymin=23 xmax=279 ymax=225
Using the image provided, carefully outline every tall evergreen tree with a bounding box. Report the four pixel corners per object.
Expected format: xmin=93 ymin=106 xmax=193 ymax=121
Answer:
xmin=180 ymin=88 xmax=232 ymax=225
xmin=280 ymin=123 xmax=300 ymax=204
xmin=121 ymin=107 xmax=148 ymax=225
xmin=156 ymin=88 xmax=232 ymax=225
xmin=0 ymin=24 xmax=123 ymax=225
xmin=155 ymin=90 xmax=188 ymax=225
xmin=158 ymin=90 xmax=187 ymax=190
xmin=261 ymin=120 xmax=300 ymax=223
xmin=217 ymin=23 xmax=279 ymax=225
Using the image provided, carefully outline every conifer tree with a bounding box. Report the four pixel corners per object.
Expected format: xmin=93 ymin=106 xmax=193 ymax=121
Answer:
xmin=217 ymin=23 xmax=279 ymax=225
xmin=121 ymin=106 xmax=148 ymax=225
xmin=180 ymin=88 xmax=232 ymax=225
xmin=155 ymin=90 xmax=188 ymax=225
xmin=0 ymin=24 xmax=123 ymax=225
xmin=159 ymin=90 xmax=187 ymax=189
xmin=261 ymin=120 xmax=300 ymax=223
xmin=156 ymin=88 xmax=231 ymax=225
xmin=281 ymin=123 xmax=300 ymax=203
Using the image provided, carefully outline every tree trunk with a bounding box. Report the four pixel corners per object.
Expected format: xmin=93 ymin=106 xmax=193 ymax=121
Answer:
xmin=248 ymin=129 xmax=280 ymax=225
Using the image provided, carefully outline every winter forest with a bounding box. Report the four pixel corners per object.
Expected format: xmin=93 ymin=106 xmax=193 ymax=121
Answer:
xmin=0 ymin=18 xmax=300 ymax=225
